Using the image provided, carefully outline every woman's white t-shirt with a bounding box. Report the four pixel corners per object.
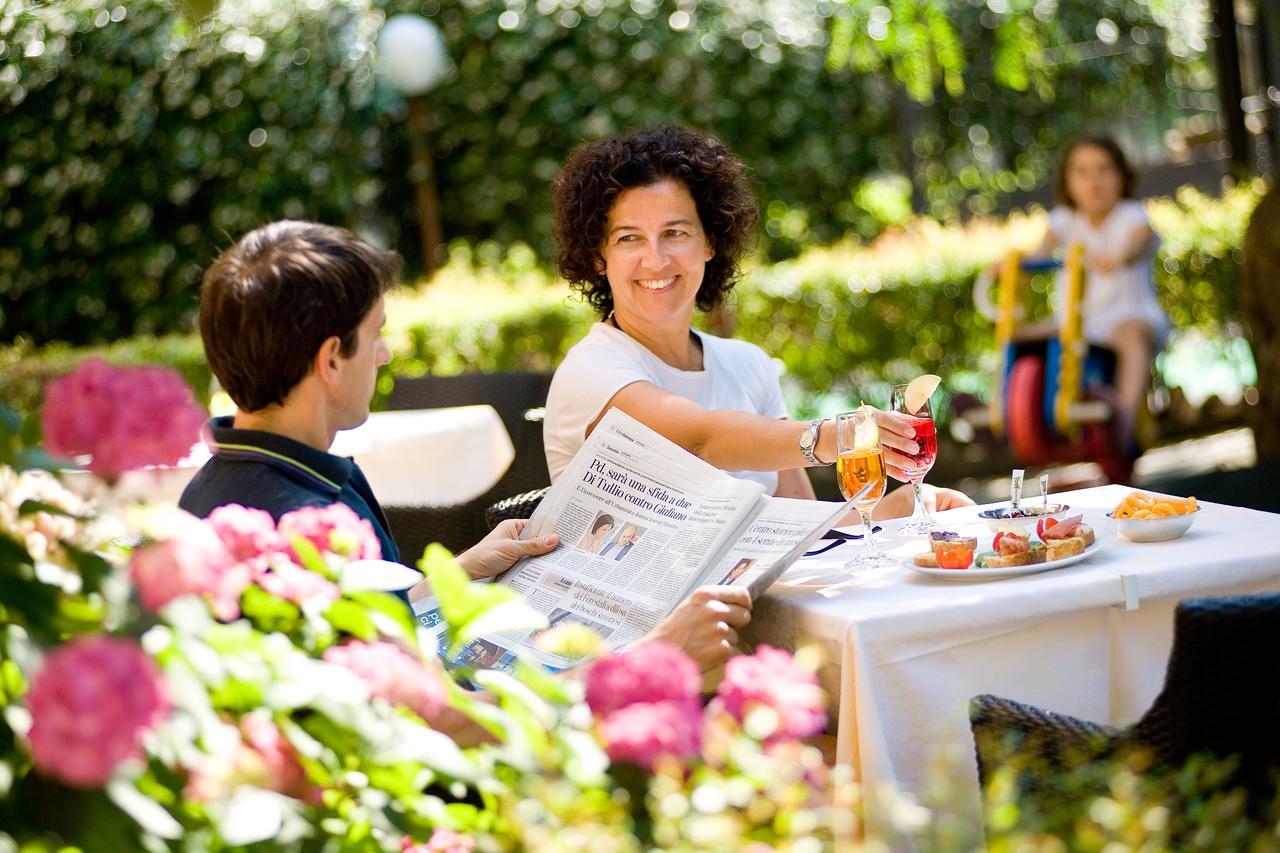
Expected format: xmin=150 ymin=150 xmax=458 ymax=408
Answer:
xmin=1048 ymin=199 xmax=1171 ymax=346
xmin=544 ymin=322 xmax=787 ymax=493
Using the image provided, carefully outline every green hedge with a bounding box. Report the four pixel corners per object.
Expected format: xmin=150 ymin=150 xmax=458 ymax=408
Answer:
xmin=3 ymin=0 xmax=1209 ymax=345
xmin=3 ymin=182 xmax=1262 ymax=418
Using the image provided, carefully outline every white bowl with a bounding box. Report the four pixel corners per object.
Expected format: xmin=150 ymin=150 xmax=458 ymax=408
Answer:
xmin=976 ymin=503 xmax=1072 ymax=534
xmin=1106 ymin=508 xmax=1199 ymax=542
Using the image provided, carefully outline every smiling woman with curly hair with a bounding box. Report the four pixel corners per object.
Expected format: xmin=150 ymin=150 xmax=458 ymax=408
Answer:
xmin=541 ymin=126 xmax=972 ymax=519
xmin=552 ymin=125 xmax=757 ymax=318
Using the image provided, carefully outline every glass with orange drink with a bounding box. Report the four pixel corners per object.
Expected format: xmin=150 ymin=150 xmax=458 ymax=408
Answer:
xmin=835 ymin=407 xmax=896 ymax=573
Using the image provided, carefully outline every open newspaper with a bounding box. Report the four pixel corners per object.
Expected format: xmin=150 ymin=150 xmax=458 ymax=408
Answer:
xmin=414 ymin=408 xmax=864 ymax=672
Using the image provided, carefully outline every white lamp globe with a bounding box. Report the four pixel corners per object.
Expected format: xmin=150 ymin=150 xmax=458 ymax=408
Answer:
xmin=376 ymin=14 xmax=450 ymax=96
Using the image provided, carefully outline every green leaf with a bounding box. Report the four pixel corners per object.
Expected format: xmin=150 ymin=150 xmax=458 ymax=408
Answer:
xmin=106 ymin=779 xmax=183 ymax=839
xmin=421 ymin=545 xmax=526 ymax=653
xmin=0 ymin=405 xmax=20 ymax=439
xmin=0 ymin=572 xmax=62 ymax=644
xmin=13 ymin=448 xmax=68 ymax=472
xmin=0 ymin=533 xmax=33 ymax=569
xmin=240 ymin=584 xmax=301 ymax=633
xmin=287 ymin=533 xmax=333 ymax=579
xmin=17 ymin=499 xmax=85 ymax=519
xmin=208 ymin=677 xmax=265 ymax=712
xmin=323 ymin=598 xmax=377 ymax=642
xmin=60 ymin=540 xmax=112 ymax=596
xmin=381 ymin=722 xmax=480 ymax=782
xmin=0 ymin=659 xmax=26 ymax=706
xmin=454 ymin=599 xmax=547 ymax=650
xmin=512 ymin=657 xmax=575 ymax=705
xmin=346 ymin=590 xmax=416 ymax=642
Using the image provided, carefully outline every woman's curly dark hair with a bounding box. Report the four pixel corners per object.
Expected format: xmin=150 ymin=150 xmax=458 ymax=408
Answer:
xmin=551 ymin=125 xmax=758 ymax=318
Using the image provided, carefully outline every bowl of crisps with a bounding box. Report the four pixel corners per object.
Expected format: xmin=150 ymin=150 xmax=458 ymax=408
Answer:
xmin=1107 ymin=492 xmax=1199 ymax=542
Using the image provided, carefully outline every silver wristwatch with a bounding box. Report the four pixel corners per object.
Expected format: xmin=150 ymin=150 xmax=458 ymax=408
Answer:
xmin=798 ymin=418 xmax=829 ymax=466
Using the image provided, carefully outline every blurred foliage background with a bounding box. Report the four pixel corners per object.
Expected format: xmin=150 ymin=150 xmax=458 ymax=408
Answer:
xmin=0 ymin=182 xmax=1259 ymax=418
xmin=1 ymin=0 xmax=1224 ymax=346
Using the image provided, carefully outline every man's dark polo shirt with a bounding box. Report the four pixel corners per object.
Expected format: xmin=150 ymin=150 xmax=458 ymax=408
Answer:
xmin=179 ymin=417 xmax=401 ymax=564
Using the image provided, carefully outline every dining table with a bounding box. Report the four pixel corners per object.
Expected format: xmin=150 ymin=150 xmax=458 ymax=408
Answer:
xmin=747 ymin=483 xmax=1280 ymax=838
xmin=68 ymin=405 xmax=514 ymax=508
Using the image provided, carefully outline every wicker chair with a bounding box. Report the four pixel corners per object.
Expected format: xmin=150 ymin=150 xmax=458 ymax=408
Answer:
xmin=379 ymin=373 xmax=553 ymax=562
xmin=970 ymin=592 xmax=1280 ymax=824
xmin=485 ymin=486 xmax=551 ymax=531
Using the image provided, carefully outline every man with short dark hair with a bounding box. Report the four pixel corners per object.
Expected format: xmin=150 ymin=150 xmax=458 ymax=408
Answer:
xmin=181 ymin=220 xmax=557 ymax=580
xmin=182 ymin=221 xmax=753 ymax=672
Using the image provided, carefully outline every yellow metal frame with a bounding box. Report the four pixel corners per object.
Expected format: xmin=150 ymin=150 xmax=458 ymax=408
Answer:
xmin=1054 ymin=245 xmax=1086 ymax=438
xmin=989 ymin=251 xmax=1024 ymax=440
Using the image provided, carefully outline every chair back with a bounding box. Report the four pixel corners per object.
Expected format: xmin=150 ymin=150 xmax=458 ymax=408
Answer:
xmin=385 ymin=372 xmax=553 ymax=440
xmin=380 ymin=373 xmax=554 ymax=562
xmin=1130 ymin=592 xmax=1280 ymax=789
xmin=485 ymin=487 xmax=550 ymax=531
xmin=386 ymin=371 xmax=553 ymax=498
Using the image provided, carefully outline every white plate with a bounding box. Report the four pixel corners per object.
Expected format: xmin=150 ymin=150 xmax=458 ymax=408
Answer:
xmin=905 ymin=514 xmax=1116 ymax=582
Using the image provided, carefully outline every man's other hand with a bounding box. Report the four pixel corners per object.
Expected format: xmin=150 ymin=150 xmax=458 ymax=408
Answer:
xmin=645 ymin=585 xmax=752 ymax=673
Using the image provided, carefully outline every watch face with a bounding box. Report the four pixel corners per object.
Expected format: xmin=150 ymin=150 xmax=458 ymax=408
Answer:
xmin=800 ymin=426 xmax=816 ymax=449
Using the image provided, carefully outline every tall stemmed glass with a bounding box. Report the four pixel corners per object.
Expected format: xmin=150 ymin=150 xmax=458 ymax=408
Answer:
xmin=835 ymin=408 xmax=895 ymax=573
xmin=889 ymin=383 xmax=939 ymax=535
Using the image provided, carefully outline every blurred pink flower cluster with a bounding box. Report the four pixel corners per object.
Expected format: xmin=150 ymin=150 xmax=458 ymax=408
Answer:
xmin=278 ymin=503 xmax=381 ymax=561
xmin=129 ymin=502 xmax=383 ymax=620
xmin=130 ymin=519 xmax=252 ymax=621
xmin=185 ymin=711 xmax=317 ymax=804
xmin=401 ymin=828 xmax=476 ymax=853
xmin=26 ymin=636 xmax=170 ymax=788
xmin=712 ymin=644 xmax=826 ymax=741
xmin=584 ymin=642 xmax=702 ymax=769
xmin=42 ymin=359 xmax=206 ymax=483
xmin=324 ymin=640 xmax=447 ymax=722
xmin=584 ymin=642 xmax=826 ymax=770
xmin=0 ymin=467 xmax=96 ymax=565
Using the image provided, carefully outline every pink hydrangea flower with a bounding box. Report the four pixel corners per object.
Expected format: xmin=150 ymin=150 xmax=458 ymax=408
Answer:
xmin=713 ymin=645 xmax=826 ymax=741
xmin=598 ymin=700 xmax=702 ymax=770
xmin=185 ymin=712 xmax=319 ymax=804
xmin=402 ymin=828 xmax=476 ymax=853
xmin=42 ymin=359 xmax=205 ymax=483
xmin=278 ymin=503 xmax=381 ymax=562
xmin=583 ymin=641 xmax=701 ymax=717
xmin=253 ymin=555 xmax=341 ymax=607
xmin=207 ymin=504 xmax=288 ymax=562
xmin=26 ymin=636 xmax=170 ymax=788
xmin=239 ymin=711 xmax=316 ymax=801
xmin=129 ymin=521 xmax=251 ymax=621
xmin=323 ymin=641 xmax=446 ymax=721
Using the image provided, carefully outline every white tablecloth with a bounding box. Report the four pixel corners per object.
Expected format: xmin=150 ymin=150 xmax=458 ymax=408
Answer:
xmin=329 ymin=406 xmax=513 ymax=505
xmin=71 ymin=406 xmax=514 ymax=508
xmin=747 ymin=484 xmax=1280 ymax=834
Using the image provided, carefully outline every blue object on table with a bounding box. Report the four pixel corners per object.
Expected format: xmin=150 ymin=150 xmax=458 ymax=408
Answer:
xmin=804 ymin=526 xmax=884 ymax=557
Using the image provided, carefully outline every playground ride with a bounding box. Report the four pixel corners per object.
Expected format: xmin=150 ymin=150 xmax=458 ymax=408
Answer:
xmin=968 ymin=246 xmax=1141 ymax=483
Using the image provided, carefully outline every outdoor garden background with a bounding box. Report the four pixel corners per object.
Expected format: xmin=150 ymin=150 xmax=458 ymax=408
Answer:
xmin=1 ymin=0 xmax=1278 ymax=849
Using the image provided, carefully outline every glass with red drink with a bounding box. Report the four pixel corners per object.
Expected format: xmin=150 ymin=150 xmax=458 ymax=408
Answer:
xmin=889 ymin=382 xmax=939 ymax=534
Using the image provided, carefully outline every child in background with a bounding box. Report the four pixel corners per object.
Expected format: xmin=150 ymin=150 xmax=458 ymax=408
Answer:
xmin=1029 ymin=136 xmax=1171 ymax=451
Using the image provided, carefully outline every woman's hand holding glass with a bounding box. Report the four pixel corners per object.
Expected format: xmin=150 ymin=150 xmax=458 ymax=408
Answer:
xmin=888 ymin=381 xmax=940 ymax=535
xmin=834 ymin=408 xmax=896 ymax=574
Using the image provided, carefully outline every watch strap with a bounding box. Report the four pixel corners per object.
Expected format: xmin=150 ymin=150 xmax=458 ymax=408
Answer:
xmin=800 ymin=417 xmax=829 ymax=466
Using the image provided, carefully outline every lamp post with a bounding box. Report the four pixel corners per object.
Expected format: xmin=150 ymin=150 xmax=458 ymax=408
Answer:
xmin=376 ymin=14 xmax=451 ymax=276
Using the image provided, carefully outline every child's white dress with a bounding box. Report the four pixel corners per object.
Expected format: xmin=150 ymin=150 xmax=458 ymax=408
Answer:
xmin=1048 ymin=199 xmax=1172 ymax=348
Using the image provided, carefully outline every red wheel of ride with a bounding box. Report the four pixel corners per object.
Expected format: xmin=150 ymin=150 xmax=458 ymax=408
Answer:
xmin=1007 ymin=356 xmax=1055 ymax=465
